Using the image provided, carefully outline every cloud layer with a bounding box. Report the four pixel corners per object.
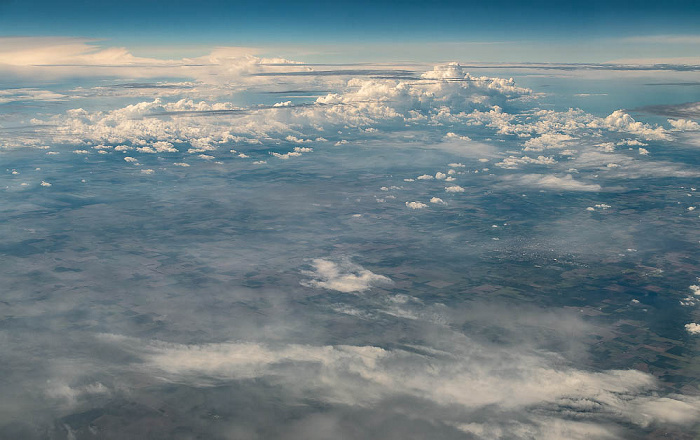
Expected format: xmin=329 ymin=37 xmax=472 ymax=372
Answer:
xmin=1 ymin=53 xmax=699 ymax=440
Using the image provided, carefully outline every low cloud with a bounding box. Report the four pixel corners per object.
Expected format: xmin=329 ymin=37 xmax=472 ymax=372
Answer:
xmin=506 ymin=174 xmax=601 ymax=191
xmin=93 ymin=332 xmax=700 ymax=439
xmin=301 ymin=259 xmax=392 ymax=293
xmin=668 ymin=118 xmax=700 ymax=131
xmin=406 ymin=201 xmax=428 ymax=209
xmin=686 ymin=323 xmax=700 ymax=335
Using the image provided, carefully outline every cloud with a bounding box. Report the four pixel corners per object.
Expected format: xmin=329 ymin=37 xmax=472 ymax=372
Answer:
xmin=0 ymin=37 xmax=303 ymax=83
xmin=590 ymin=110 xmax=670 ymax=140
xmin=45 ymin=382 xmax=110 ymax=407
xmin=94 ymin=332 xmax=700 ymax=439
xmin=0 ymin=37 xmax=164 ymax=67
xmin=152 ymin=141 xmax=178 ymax=152
xmin=686 ymin=323 xmax=700 ymax=335
xmin=496 ymin=155 xmax=557 ymax=168
xmin=668 ymin=118 xmax=700 ymax=131
xmin=286 ymin=135 xmax=313 ymax=144
xmin=605 ymin=56 xmax=700 ymax=65
xmin=3 ymin=53 xmax=700 ymax=440
xmin=301 ymin=259 xmax=392 ymax=293
xmin=507 ymin=174 xmax=601 ymax=191
xmin=293 ymin=146 xmax=314 ymax=152
xmin=573 ymin=151 xmax=699 ymax=179
xmin=420 ymin=63 xmax=532 ymax=98
xmin=636 ymin=101 xmax=700 ymax=119
xmin=0 ymin=88 xmax=66 ymax=104
xmin=310 ymin=63 xmax=532 ymax=129
xmin=406 ymin=201 xmax=428 ymax=209
xmin=272 ymin=151 xmax=303 ymax=159
xmin=620 ymin=35 xmax=700 ymax=45
xmin=444 ymin=132 xmax=471 ymax=141
xmin=522 ymin=133 xmax=574 ymax=151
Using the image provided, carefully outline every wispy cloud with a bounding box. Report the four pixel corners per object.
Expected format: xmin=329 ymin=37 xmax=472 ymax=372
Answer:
xmin=620 ymin=35 xmax=700 ymax=45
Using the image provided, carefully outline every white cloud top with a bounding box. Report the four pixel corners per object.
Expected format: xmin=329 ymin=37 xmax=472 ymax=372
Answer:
xmin=685 ymin=323 xmax=700 ymax=335
xmin=406 ymin=201 xmax=428 ymax=209
xmin=301 ymin=259 xmax=392 ymax=293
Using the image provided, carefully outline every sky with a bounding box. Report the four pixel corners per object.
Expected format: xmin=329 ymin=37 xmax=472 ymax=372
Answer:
xmin=0 ymin=0 xmax=699 ymax=63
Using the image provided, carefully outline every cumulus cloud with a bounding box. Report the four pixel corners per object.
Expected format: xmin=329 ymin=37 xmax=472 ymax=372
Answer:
xmin=686 ymin=323 xmax=700 ymax=335
xmin=301 ymin=259 xmax=392 ymax=293
xmin=151 ymin=141 xmax=178 ymax=152
xmin=495 ymin=155 xmax=557 ymax=169
xmin=420 ymin=63 xmax=532 ymax=99
xmin=309 ymin=62 xmax=532 ymax=130
xmin=668 ymin=118 xmax=700 ymax=131
xmin=592 ymin=110 xmax=670 ymax=140
xmin=406 ymin=201 xmax=428 ymax=209
xmin=444 ymin=132 xmax=471 ymax=141
xmin=272 ymin=151 xmax=303 ymax=159
xmin=286 ymin=135 xmax=313 ymax=144
xmin=445 ymin=185 xmax=465 ymax=193
xmin=523 ymin=133 xmax=574 ymax=151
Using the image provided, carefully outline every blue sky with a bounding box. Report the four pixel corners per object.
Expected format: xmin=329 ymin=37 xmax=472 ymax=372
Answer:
xmin=1 ymin=0 xmax=699 ymax=46
xmin=0 ymin=0 xmax=698 ymax=64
